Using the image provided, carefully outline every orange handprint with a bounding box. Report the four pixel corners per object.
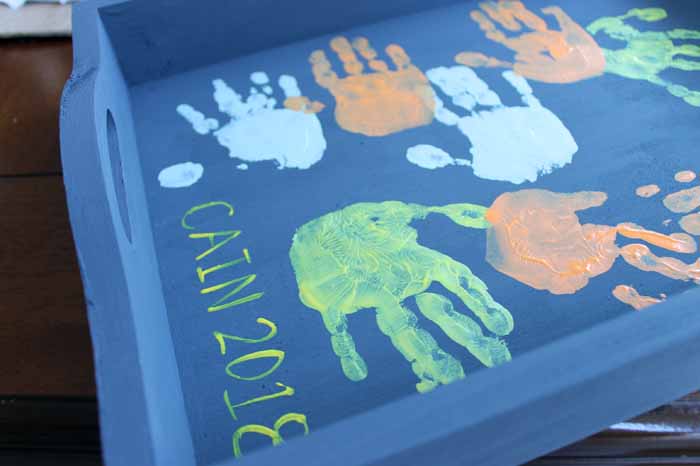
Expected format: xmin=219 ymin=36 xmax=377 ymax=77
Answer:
xmin=310 ymin=37 xmax=435 ymax=137
xmin=456 ymin=1 xmax=605 ymax=84
xmin=485 ymin=189 xmax=699 ymax=298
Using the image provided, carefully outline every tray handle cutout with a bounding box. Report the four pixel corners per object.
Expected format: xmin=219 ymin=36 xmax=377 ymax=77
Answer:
xmin=106 ymin=109 xmax=132 ymax=243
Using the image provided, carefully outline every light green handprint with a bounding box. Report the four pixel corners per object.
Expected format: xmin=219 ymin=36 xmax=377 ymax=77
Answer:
xmin=587 ymin=8 xmax=700 ymax=107
xmin=289 ymin=201 xmax=513 ymax=393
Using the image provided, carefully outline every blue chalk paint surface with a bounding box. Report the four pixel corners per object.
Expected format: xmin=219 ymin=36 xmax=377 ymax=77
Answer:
xmin=62 ymin=1 xmax=700 ymax=466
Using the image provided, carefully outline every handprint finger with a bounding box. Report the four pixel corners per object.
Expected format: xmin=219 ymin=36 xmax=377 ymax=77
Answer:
xmin=667 ymin=84 xmax=700 ymax=107
xmin=427 ymin=67 xmax=476 ymax=113
xmin=250 ymin=71 xmax=269 ymax=84
xmin=620 ymin=244 xmax=700 ymax=282
xmin=376 ymin=302 xmax=465 ymax=393
xmin=176 ymin=104 xmax=219 ymax=135
xmin=385 ymin=44 xmax=413 ymax=70
xmin=330 ymin=36 xmax=364 ymax=75
xmin=430 ymin=203 xmax=490 ymax=229
xmin=675 ymin=44 xmax=700 ymax=58
xmin=432 ymin=92 xmax=461 ymax=126
xmin=427 ymin=65 xmax=502 ymax=111
xmin=568 ymin=191 xmax=609 ymax=212
xmin=667 ymin=29 xmax=700 ymax=40
xmin=212 ymin=79 xmax=245 ymax=118
xmin=663 ymin=185 xmax=700 ymax=213
xmin=415 ymin=292 xmax=511 ymax=367
xmin=283 ymin=97 xmax=325 ymax=114
xmin=250 ymin=71 xmax=273 ymax=95
xmin=435 ymin=262 xmax=514 ymax=336
xmin=511 ymin=2 xmax=548 ymax=31
xmin=279 ymin=74 xmax=325 ymax=114
xmin=613 ymin=285 xmax=665 ymax=311
xmin=623 ymin=8 xmax=667 ymax=22
xmin=470 ymin=10 xmax=510 ymax=46
xmin=670 ymin=58 xmax=700 ymax=71
xmin=541 ymin=6 xmax=581 ymax=34
xmin=352 ymin=37 xmax=389 ymax=72
xmin=616 ymin=223 xmax=696 ymax=254
xmin=246 ymin=71 xmax=277 ymax=111
xmin=674 ymin=170 xmax=697 ymax=183
xmin=479 ymin=1 xmax=522 ymax=31
xmin=501 ymin=70 xmax=541 ymax=107
xmin=309 ymin=50 xmax=339 ymax=89
xmin=322 ymin=307 xmax=368 ymax=382
xmin=482 ymin=1 xmax=547 ymax=32
xmin=680 ymin=213 xmax=700 ymax=236
xmin=455 ymin=51 xmax=513 ymax=69
xmin=279 ymin=74 xmax=301 ymax=98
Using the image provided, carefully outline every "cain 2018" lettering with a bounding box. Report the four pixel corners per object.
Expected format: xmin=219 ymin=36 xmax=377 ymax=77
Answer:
xmin=182 ymin=201 xmax=309 ymax=458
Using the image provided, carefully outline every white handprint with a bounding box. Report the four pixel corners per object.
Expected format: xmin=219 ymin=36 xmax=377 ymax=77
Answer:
xmin=177 ymin=72 xmax=327 ymax=170
xmin=413 ymin=66 xmax=578 ymax=185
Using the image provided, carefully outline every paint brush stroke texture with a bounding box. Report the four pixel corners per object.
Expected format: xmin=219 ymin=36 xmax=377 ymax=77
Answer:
xmin=289 ymin=201 xmax=513 ymax=393
xmin=587 ymin=8 xmax=700 ymax=107
xmin=177 ymin=72 xmax=327 ymax=170
xmin=425 ymin=65 xmax=577 ymax=184
xmin=455 ymin=1 xmax=605 ymax=83
xmin=310 ymin=37 xmax=435 ymax=136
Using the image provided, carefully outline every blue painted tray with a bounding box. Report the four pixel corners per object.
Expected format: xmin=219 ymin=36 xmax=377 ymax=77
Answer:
xmin=60 ymin=1 xmax=700 ymax=465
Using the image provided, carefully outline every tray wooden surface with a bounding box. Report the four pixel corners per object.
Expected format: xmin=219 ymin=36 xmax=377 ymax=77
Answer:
xmin=16 ymin=1 xmax=698 ymax=464
xmin=2 ymin=30 xmax=699 ymax=466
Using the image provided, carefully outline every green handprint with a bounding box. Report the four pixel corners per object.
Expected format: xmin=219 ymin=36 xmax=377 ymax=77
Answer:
xmin=289 ymin=201 xmax=513 ymax=393
xmin=587 ymin=8 xmax=700 ymax=107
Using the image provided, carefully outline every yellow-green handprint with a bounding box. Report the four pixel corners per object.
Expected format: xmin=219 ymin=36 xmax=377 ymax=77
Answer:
xmin=587 ymin=8 xmax=700 ymax=107
xmin=289 ymin=201 xmax=513 ymax=393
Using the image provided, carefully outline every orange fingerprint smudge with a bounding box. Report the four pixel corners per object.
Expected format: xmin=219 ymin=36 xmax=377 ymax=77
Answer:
xmin=635 ymin=184 xmax=660 ymax=198
xmin=663 ymin=186 xmax=700 ymax=214
xmin=486 ymin=189 xmax=618 ymax=295
xmin=620 ymin=244 xmax=700 ymax=282
xmin=284 ymin=96 xmax=325 ymax=114
xmin=616 ymin=222 xmax=697 ymax=254
xmin=675 ymin=170 xmax=697 ymax=183
xmin=612 ymin=285 xmax=664 ymax=311
xmin=680 ymin=213 xmax=700 ymax=236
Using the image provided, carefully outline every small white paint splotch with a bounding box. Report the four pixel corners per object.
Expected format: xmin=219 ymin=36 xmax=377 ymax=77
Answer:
xmin=178 ymin=72 xmax=327 ymax=170
xmin=426 ymin=65 xmax=578 ymax=185
xmin=236 ymin=163 xmax=249 ymax=170
xmin=158 ymin=162 xmax=204 ymax=188
xmin=250 ymin=71 xmax=269 ymax=85
xmin=406 ymin=144 xmax=470 ymax=170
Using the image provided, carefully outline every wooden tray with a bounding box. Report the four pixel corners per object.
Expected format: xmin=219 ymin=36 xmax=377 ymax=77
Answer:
xmin=60 ymin=1 xmax=700 ymax=465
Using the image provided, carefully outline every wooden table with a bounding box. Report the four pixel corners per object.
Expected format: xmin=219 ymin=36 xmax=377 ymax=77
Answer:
xmin=1 ymin=37 xmax=699 ymax=466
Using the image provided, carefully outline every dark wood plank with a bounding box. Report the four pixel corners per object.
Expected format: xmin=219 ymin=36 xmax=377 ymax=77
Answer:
xmin=0 ymin=397 xmax=99 ymax=451
xmin=0 ymin=176 xmax=95 ymax=396
xmin=0 ymin=39 xmax=72 ymax=176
